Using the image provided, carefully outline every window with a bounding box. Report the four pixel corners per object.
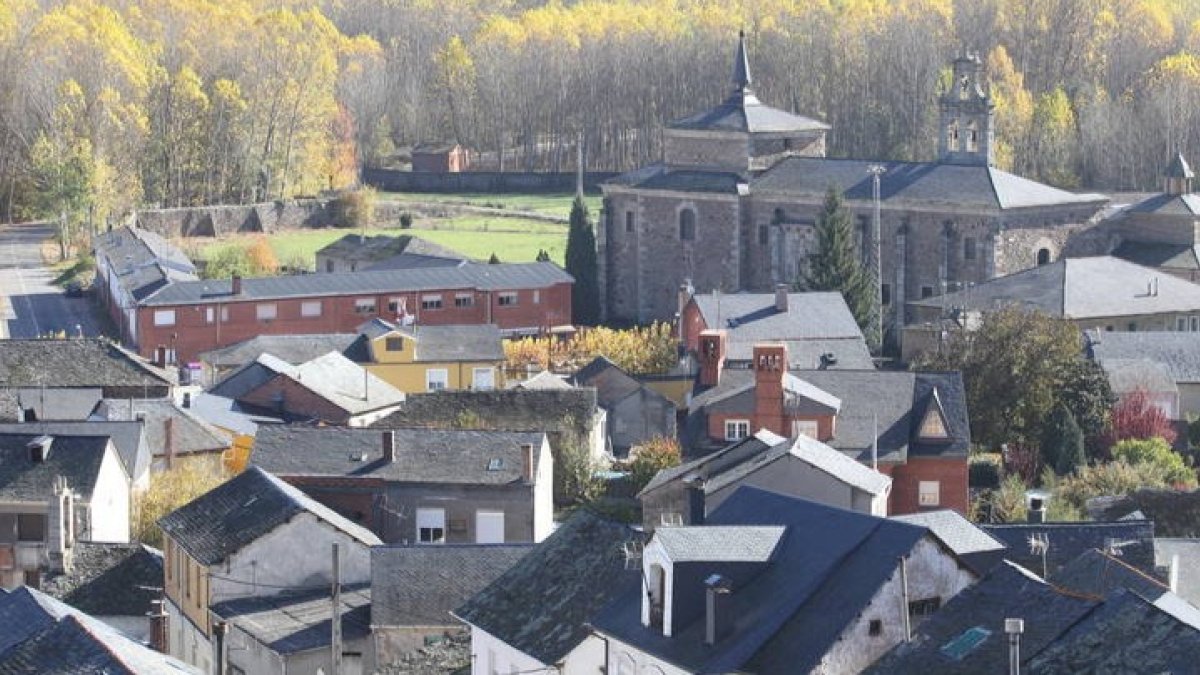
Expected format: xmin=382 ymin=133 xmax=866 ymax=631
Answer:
xmin=300 ymin=300 xmax=322 ymax=317
xmin=882 ymin=284 xmax=891 ymax=306
xmin=472 ymin=367 xmax=496 ymax=391
xmin=385 ymin=337 xmax=404 ymax=352
xmin=918 ymin=481 xmax=940 ymax=507
xmin=498 ymin=292 xmax=518 ymax=307
xmin=387 ymin=297 xmax=403 ymax=314
xmin=947 ymin=121 xmax=959 ymax=151
xmin=326 ymin=260 xmax=334 ymax=273
xmin=1036 ymin=248 xmax=1052 ymax=266
xmin=153 ymin=310 xmax=176 ymax=327
xmin=256 ymin=303 xmax=277 ymax=321
xmin=355 ymin=298 xmax=377 ymax=314
xmin=792 ymin=420 xmax=819 ymax=438
xmin=1192 ymin=316 xmax=1199 ymax=332
xmin=679 ymin=208 xmax=696 ymax=241
xmin=221 ymin=306 xmax=229 ymax=322
xmin=921 ymin=286 xmax=935 ymax=299
xmin=963 ymin=236 xmax=976 ymax=260
xmin=23 ymin=569 xmax=39 ymax=588
xmin=426 ymin=368 xmax=449 ymax=392
xmin=773 ymin=207 xmax=786 ymax=224
xmin=17 ymin=514 xmax=45 ymax=542
xmin=533 ymin=289 xmax=540 ymax=304
xmin=1128 ymin=322 xmax=1138 ymax=332
xmin=416 ymin=508 xmax=446 ymax=544
xmin=1178 ymin=317 xmax=1187 ymax=331
xmin=455 ymin=294 xmax=474 ymax=308
xmin=759 ymin=225 xmax=769 ymax=246
xmin=869 ymin=619 xmax=883 ymax=637
xmin=966 ymin=122 xmax=979 ymax=152
xmin=476 ymin=511 xmax=505 ymax=544
xmin=909 ymin=597 xmax=942 ymax=619
xmin=725 ymin=419 xmax=750 ymax=441
xmin=625 ymin=211 xmax=635 ymax=233
xmin=204 ymin=307 xmax=215 ymax=324
xmin=919 ymin=406 xmax=950 ymax=440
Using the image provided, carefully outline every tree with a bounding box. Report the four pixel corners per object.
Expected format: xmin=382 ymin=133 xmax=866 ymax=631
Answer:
xmin=1057 ymin=357 xmax=1118 ymax=450
xmin=247 ymin=237 xmax=279 ymax=275
xmin=1042 ymin=403 xmax=1086 ymax=476
xmin=801 ymin=187 xmax=876 ymax=349
xmin=488 ymin=252 xmax=501 ymax=264
xmin=1104 ymin=389 xmax=1178 ymax=449
xmin=627 ymin=436 xmax=682 ymax=493
xmin=1110 ymin=437 xmax=1194 ymax=485
xmin=536 ymin=248 xmax=551 ymax=262
xmin=564 ymin=195 xmax=600 ymax=325
xmin=132 ymin=457 xmax=229 ymax=547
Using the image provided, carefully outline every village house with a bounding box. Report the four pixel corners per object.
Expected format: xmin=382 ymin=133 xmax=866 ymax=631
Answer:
xmin=891 ymin=509 xmax=1008 ymax=575
xmin=130 ymin=260 xmax=573 ymax=364
xmin=345 ymin=319 xmax=506 ymax=393
xmin=0 ymin=421 xmax=150 ymax=492
xmin=591 ymin=487 xmax=976 ymax=675
xmin=640 ymin=429 xmax=891 ymax=531
xmin=252 ymin=426 xmax=554 ymax=545
xmin=90 ymin=398 xmax=233 ymax=470
xmin=92 ymin=226 xmax=199 ymax=349
xmin=412 ymin=142 xmax=470 ymax=173
xmin=157 ymin=466 xmax=381 ymax=673
xmin=568 ymin=356 xmax=677 ymax=456
xmin=1088 ymin=330 xmax=1200 ymax=420
xmin=982 ymin=516 xmax=1158 ymax=582
xmin=686 ymin=338 xmax=971 ymax=514
xmin=41 ymin=542 xmax=164 ymax=642
xmin=315 ymin=233 xmax=467 ymax=274
xmin=371 ymin=544 xmax=531 ymax=662
xmin=453 ymin=510 xmax=646 ymax=675
xmin=1106 ymin=153 xmax=1200 ymax=283
xmin=196 ymin=333 xmax=358 ymax=385
xmin=0 ymin=433 xmax=131 ymax=590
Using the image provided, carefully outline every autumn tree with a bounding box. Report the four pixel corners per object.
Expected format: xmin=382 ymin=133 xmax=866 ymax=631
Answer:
xmin=565 ymin=196 xmax=600 ymax=326
xmin=627 ymin=436 xmax=682 ymax=493
xmin=801 ymin=187 xmax=877 ymax=349
xmin=247 ymin=237 xmax=278 ymax=275
xmin=1103 ymin=389 xmax=1178 ymax=450
xmin=133 ymin=456 xmax=229 ymax=547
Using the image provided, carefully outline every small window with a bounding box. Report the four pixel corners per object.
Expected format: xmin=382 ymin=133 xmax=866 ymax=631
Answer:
xmin=421 ymin=295 xmax=443 ymax=310
xmin=301 ymin=300 xmax=322 ymax=318
xmin=426 ymin=368 xmax=449 ymax=392
xmin=256 ymin=303 xmax=277 ymax=321
xmin=792 ymin=420 xmax=818 ymax=438
xmin=882 ymin=284 xmax=891 ymax=306
xmin=1105 ymin=325 xmax=1114 ymax=332
xmin=679 ymin=208 xmax=696 ymax=241
xmin=325 ymin=260 xmax=334 ymax=273
xmin=1128 ymin=322 xmax=1137 ymax=332
xmin=758 ymin=225 xmax=769 ymax=246
xmin=221 ymin=306 xmax=230 ymax=322
xmin=455 ymin=294 xmax=474 ymax=308
xmin=153 ymin=310 xmax=176 ymax=327
xmin=869 ymin=619 xmax=883 ymax=637
xmin=17 ymin=514 xmax=45 ymax=542
xmin=625 ymin=211 xmax=635 ymax=233
xmin=963 ymin=236 xmax=976 ymax=260
xmin=355 ymin=298 xmax=377 ymax=314
xmin=773 ymin=207 xmax=785 ymax=224
xmin=921 ymin=286 xmax=935 ymax=299
xmin=918 ymin=481 xmax=940 ymax=507
xmin=498 ymin=292 xmax=518 ymax=307
xmin=1178 ymin=317 xmax=1187 ymax=331
xmin=533 ymin=289 xmax=540 ymax=304
xmin=1036 ymin=248 xmax=1051 ymax=266
xmin=204 ymin=307 xmax=215 ymax=324
xmin=909 ymin=597 xmax=942 ymax=619
xmin=416 ymin=508 xmax=446 ymax=544
xmin=725 ymin=419 xmax=750 ymax=441
xmin=1190 ymin=316 xmax=1198 ymax=332
xmin=387 ymin=297 xmax=403 ymax=314
xmin=385 ymin=337 xmax=404 ymax=352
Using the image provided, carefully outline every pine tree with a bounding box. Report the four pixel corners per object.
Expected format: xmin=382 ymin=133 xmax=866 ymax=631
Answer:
xmin=536 ymin=249 xmax=551 ymax=262
xmin=565 ymin=195 xmax=600 ymax=325
xmin=1041 ymin=403 xmax=1085 ymax=475
xmin=488 ymin=253 xmax=501 ymax=264
xmin=801 ymin=187 xmax=877 ymax=348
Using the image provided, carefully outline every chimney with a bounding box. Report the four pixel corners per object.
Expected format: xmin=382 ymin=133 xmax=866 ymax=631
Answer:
xmin=148 ymin=598 xmax=169 ymax=654
xmin=521 ymin=443 xmax=535 ymax=483
xmin=382 ymin=430 xmax=396 ymax=462
xmin=704 ymin=574 xmax=734 ymax=645
xmin=685 ymin=479 xmax=705 ymax=525
xmin=753 ymin=343 xmax=788 ymax=436
xmin=164 ymin=417 xmax=176 ymax=470
xmin=231 ymin=274 xmax=242 ymax=296
xmin=1028 ymin=497 xmax=1045 ymax=524
xmin=774 ymin=284 xmax=789 ymax=313
xmin=698 ymin=330 xmax=727 ymax=388
xmin=28 ymin=435 xmax=52 ymax=463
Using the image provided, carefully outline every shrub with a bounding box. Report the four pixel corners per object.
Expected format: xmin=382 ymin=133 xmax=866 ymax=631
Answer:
xmin=1055 ymin=459 xmax=1181 ymax=513
xmin=203 ymin=245 xmax=253 ymax=279
xmin=627 ymin=436 xmax=682 ymax=494
xmin=504 ymin=323 xmax=677 ymax=376
xmin=247 ymin=237 xmax=279 ymax=275
xmin=400 ymin=212 xmax=413 ymax=229
xmin=1110 ymin=437 xmax=1195 ymax=486
xmin=1041 ymin=403 xmax=1085 ymax=476
xmin=1103 ymin=389 xmax=1178 ymax=450
xmin=333 ymin=187 xmax=377 ymax=229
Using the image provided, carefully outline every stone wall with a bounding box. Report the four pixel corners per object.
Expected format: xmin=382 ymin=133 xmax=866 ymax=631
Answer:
xmin=362 ymin=168 xmax=617 ymax=193
xmin=131 ymin=199 xmax=338 ymax=238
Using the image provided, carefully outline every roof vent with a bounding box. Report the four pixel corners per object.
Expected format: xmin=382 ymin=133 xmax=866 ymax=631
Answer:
xmin=487 ymin=458 xmax=504 ymax=471
xmin=726 ymin=318 xmax=740 ymax=328
xmin=349 ymin=451 xmax=369 ymax=462
xmin=28 ymin=435 xmax=52 ymax=463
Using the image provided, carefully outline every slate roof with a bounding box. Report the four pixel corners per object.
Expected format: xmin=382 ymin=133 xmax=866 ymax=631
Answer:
xmin=197 ymin=334 xmax=359 ymax=371
xmin=141 ymin=261 xmax=573 ymax=306
xmin=0 ymin=339 xmax=174 ymax=392
xmin=207 ymin=353 xmax=295 ymax=400
xmin=1090 ymin=331 xmax=1200 ymax=383
xmin=668 ymin=88 xmax=830 ymax=134
xmin=568 ymin=356 xmax=674 ymax=411
xmin=1088 ymin=488 xmax=1200 ymax=537
xmin=692 ymin=370 xmax=842 ymax=414
xmin=0 ymin=586 xmax=198 ymax=674
xmin=893 ymin=509 xmax=1006 ymax=573
xmin=4 ymin=387 xmax=105 ymax=421
xmin=593 ymin=487 xmax=960 ymax=674
xmin=364 ymin=252 xmax=468 ymax=271
xmin=347 ymin=321 xmax=504 ymax=363
xmin=912 ymin=256 xmax=1200 ymax=319
xmin=93 ymin=399 xmax=232 ymax=457
xmin=604 ymin=164 xmax=745 ymax=194
xmin=1126 ymin=192 xmax=1200 ymax=216
xmin=653 ymin=526 xmax=786 ymax=562
xmin=1166 ymin=152 xmax=1195 ymax=180
xmin=251 ymin=426 xmax=546 ymax=485
xmin=185 ymin=393 xmax=284 ymax=437
xmin=753 ymin=156 xmax=1107 ymax=212
xmin=865 ymin=562 xmax=1100 ymax=674
xmin=41 ymin=543 xmax=163 ymax=617
xmin=157 ymin=466 xmax=380 ymax=566
xmin=454 ymin=510 xmax=646 ymax=665
xmin=982 ymin=520 xmax=1157 ymax=580
xmin=1052 ymin=547 xmax=1169 ymax=600
xmin=93 ymin=225 xmax=199 ymax=301
xmin=371 ymin=545 xmax=532 ymax=626
xmin=254 ymin=351 xmax=406 ymax=416
xmin=0 ymin=421 xmax=147 ymax=488
xmin=509 ymin=370 xmax=572 ymax=390
xmin=315 ymin=234 xmax=465 ymax=266
xmin=1098 ymin=357 xmax=1179 ymax=396
xmin=210 ymin=584 xmax=372 ymax=655
xmin=1112 ymin=241 xmax=1200 ymax=271
xmin=0 ymin=434 xmax=115 ymax=502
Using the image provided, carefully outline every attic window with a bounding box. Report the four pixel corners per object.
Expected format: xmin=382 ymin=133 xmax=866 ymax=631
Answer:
xmin=940 ymin=626 xmax=991 ymax=661
xmin=385 ymin=337 xmax=404 ymax=352
xmin=487 ymin=458 xmax=504 ymax=471
xmin=918 ymin=406 xmax=950 ymax=440
xmin=868 ymin=619 xmax=883 ymax=636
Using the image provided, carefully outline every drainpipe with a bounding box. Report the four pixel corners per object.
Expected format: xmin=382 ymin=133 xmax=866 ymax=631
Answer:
xmin=899 ymin=556 xmax=912 ymax=642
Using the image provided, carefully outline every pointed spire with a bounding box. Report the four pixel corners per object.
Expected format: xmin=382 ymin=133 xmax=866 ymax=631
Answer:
xmin=733 ymin=29 xmax=752 ymax=91
xmin=1166 ymin=151 xmax=1194 ymax=180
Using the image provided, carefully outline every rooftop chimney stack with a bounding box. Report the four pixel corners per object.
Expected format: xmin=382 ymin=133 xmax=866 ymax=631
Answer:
xmin=382 ymin=430 xmax=396 ymax=462
xmin=753 ymin=343 xmax=789 ymax=437
xmin=704 ymin=574 xmax=734 ymax=646
xmin=698 ymin=330 xmax=728 ymax=388
xmin=148 ymin=598 xmax=169 ymax=654
xmin=686 ymin=479 xmax=705 ymax=525
xmin=521 ymin=443 xmax=535 ymax=483
xmin=1027 ymin=497 xmax=1045 ymax=524
xmin=774 ymin=284 xmax=789 ymax=313
xmin=231 ymin=274 xmax=243 ymax=296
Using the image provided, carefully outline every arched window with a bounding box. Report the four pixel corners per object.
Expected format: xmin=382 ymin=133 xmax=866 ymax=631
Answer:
xmin=1037 ymin=248 xmax=1052 ymax=266
xmin=966 ymin=121 xmax=979 ymax=152
xmin=947 ymin=121 xmax=960 ymax=152
xmin=679 ymin=209 xmax=696 ymax=241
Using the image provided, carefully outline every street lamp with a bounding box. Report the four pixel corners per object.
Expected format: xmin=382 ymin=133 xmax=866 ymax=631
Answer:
xmin=866 ymin=164 xmax=886 ymax=352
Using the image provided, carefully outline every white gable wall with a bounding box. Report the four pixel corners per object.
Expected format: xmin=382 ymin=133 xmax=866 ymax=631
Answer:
xmin=706 ymin=455 xmax=887 ymax=518
xmin=468 ymin=625 xmax=606 ymax=675
xmin=88 ymin=444 xmax=131 ymax=543
xmin=534 ymin=437 xmax=554 ymax=542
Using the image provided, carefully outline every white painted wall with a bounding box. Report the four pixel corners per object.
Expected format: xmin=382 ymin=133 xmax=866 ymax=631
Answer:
xmin=534 ymin=437 xmax=555 ymax=542
xmin=225 ymin=621 xmax=372 ymax=675
xmin=706 ymin=456 xmax=888 ymax=518
xmin=166 ymin=598 xmax=212 ymax=674
xmin=605 ymin=635 xmax=688 ymax=675
xmin=88 ymin=444 xmax=131 ymax=543
xmin=639 ymin=540 xmax=674 ymax=636
xmin=213 ymin=513 xmax=374 ymax=604
xmin=469 ymin=625 xmax=548 ymax=675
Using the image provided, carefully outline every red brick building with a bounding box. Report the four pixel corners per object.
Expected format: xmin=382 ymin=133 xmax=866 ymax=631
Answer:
xmin=685 ymin=335 xmax=969 ymax=515
xmin=411 ymin=143 xmax=470 ymax=173
xmin=133 ymin=262 xmax=573 ymax=364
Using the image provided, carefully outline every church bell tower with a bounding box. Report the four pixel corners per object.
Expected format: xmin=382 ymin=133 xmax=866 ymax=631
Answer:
xmin=938 ymin=53 xmax=994 ymax=166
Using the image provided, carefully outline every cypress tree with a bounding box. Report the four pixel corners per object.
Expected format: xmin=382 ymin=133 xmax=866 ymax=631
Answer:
xmin=488 ymin=252 xmax=501 ymax=264
xmin=565 ymin=195 xmax=600 ymax=325
xmin=1041 ymin=403 xmax=1085 ymax=475
xmin=801 ymin=187 xmax=877 ymax=348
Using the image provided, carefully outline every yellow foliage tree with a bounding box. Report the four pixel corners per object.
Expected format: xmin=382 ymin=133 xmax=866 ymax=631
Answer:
xmin=505 ymin=322 xmax=677 ymax=376
xmin=247 ymin=236 xmax=279 ymax=275
xmin=132 ymin=456 xmax=230 ymax=547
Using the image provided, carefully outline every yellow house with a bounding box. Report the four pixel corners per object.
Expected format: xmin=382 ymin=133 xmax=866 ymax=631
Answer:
xmin=349 ymin=319 xmax=505 ymax=393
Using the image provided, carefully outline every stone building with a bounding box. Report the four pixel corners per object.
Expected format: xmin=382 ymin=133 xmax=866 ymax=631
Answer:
xmin=599 ymin=37 xmax=1109 ymax=338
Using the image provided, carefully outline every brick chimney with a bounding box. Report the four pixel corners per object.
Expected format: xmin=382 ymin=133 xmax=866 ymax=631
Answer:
xmin=698 ymin=330 xmax=727 ymax=387
xmin=753 ymin=343 xmax=788 ymax=436
xmin=774 ymin=284 xmax=789 ymax=313
xmin=382 ymin=430 xmax=396 ymax=462
xmin=231 ymin=274 xmax=242 ymax=296
xmin=148 ymin=598 xmax=169 ymax=653
xmin=521 ymin=443 xmax=535 ymax=483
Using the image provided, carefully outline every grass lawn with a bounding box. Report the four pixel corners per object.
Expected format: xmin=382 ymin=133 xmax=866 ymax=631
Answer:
xmin=379 ymin=191 xmax=601 ymax=219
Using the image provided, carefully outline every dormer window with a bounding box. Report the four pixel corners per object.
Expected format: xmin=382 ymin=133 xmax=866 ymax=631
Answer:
xmin=918 ymin=389 xmax=951 ymax=441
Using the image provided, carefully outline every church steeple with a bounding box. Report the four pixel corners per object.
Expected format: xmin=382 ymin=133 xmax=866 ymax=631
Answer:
xmin=733 ymin=29 xmax=752 ymax=92
xmin=938 ymin=52 xmax=994 ymax=166
xmin=1164 ymin=152 xmax=1194 ymax=196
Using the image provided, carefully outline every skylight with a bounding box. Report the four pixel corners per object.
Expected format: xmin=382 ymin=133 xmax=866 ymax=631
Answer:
xmin=940 ymin=626 xmax=991 ymax=661
xmin=487 ymin=458 xmax=504 ymax=471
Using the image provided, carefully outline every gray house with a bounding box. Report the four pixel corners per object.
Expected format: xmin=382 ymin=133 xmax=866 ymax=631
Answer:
xmin=1088 ymin=330 xmax=1200 ymax=419
xmin=569 ymin=356 xmax=676 ymax=456
xmin=252 ymin=426 xmax=554 ymax=545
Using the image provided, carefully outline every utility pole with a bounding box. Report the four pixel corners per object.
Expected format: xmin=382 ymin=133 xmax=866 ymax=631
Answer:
xmin=867 ymin=164 xmax=885 ymax=353
xmin=331 ymin=543 xmax=342 ymax=675
xmin=575 ymin=131 xmax=584 ymax=199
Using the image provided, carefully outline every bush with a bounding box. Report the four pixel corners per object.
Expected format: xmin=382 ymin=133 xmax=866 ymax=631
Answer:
xmin=247 ymin=237 xmax=279 ymax=275
xmin=555 ymin=424 xmax=604 ymax=506
xmin=1055 ymin=459 xmax=1182 ymax=513
xmin=1103 ymin=389 xmax=1178 ymax=450
xmin=132 ymin=457 xmax=230 ymax=547
xmin=969 ymin=455 xmax=1001 ymax=488
xmin=1110 ymin=437 xmax=1195 ymax=486
xmin=333 ymin=187 xmax=377 ymax=229
xmin=989 ymin=475 xmax=1029 ymax=523
xmin=400 ymin=212 xmax=413 ymax=229
xmin=627 ymin=436 xmax=682 ymax=494
xmin=203 ymin=245 xmax=254 ymax=279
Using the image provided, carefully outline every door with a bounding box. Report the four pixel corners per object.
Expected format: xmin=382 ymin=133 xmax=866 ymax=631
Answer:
xmin=475 ymin=511 xmax=505 ymax=544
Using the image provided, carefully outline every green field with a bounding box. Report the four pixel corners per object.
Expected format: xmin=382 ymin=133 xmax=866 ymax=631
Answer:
xmin=379 ymin=191 xmax=601 ymax=219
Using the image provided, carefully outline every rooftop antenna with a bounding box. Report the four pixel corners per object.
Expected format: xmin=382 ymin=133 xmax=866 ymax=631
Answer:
xmin=1028 ymin=533 xmax=1050 ymax=579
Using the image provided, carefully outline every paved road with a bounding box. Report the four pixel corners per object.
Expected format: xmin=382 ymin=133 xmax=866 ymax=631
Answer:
xmin=0 ymin=223 xmax=101 ymax=339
